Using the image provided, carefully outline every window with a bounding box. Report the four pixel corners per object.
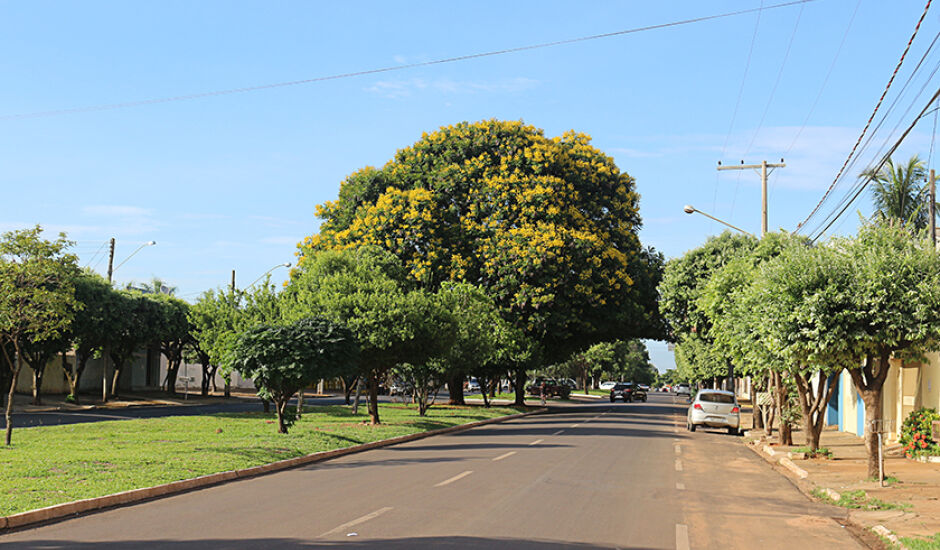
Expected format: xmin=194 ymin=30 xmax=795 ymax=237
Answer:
xmin=699 ymin=393 xmax=735 ymax=404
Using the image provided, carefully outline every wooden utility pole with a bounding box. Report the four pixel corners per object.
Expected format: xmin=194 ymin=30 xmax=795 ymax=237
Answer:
xmin=103 ymin=237 xmax=115 ymax=403
xmin=716 ymin=160 xmax=786 ymax=237
xmin=930 ymin=169 xmax=936 ymax=249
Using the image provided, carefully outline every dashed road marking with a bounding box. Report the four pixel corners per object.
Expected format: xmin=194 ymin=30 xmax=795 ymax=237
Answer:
xmin=676 ymin=482 xmax=685 ymax=490
xmin=434 ymin=471 xmax=473 ymax=487
xmin=493 ymin=451 xmax=517 ymax=461
xmin=570 ymin=423 xmax=581 ymax=428
xmin=553 ymin=429 xmax=565 ymax=436
xmin=320 ymin=507 xmax=393 ymax=537
xmin=528 ymin=439 xmax=544 ymax=446
xmin=675 ymin=459 xmax=683 ymax=472
xmin=674 ymin=444 xmax=682 ymax=455
xmin=676 ymin=523 xmax=690 ymax=550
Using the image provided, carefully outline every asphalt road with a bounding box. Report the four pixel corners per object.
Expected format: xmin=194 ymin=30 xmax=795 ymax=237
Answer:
xmin=0 ymin=394 xmax=864 ymax=549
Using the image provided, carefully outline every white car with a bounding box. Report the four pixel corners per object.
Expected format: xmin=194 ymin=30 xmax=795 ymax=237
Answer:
xmin=687 ymin=390 xmax=741 ymax=435
xmin=599 ymin=381 xmax=618 ymax=390
xmin=674 ymin=383 xmax=692 ymax=397
xmin=466 ymin=378 xmax=480 ymax=392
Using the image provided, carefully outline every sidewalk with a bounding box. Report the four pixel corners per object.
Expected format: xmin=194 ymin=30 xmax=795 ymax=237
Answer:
xmin=739 ymin=404 xmax=940 ymax=546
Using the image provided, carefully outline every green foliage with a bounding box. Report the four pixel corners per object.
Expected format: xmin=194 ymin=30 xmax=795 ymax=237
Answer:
xmin=582 ymin=339 xmax=656 ymax=383
xmin=864 ymin=155 xmax=933 ymax=230
xmin=301 ymin=120 xmax=663 ymax=360
xmin=228 ymin=317 xmax=359 ymax=433
xmin=900 ymin=532 xmax=940 ymax=550
xmin=900 ymin=408 xmax=940 ymax=458
xmin=659 ymin=231 xmax=757 ymax=381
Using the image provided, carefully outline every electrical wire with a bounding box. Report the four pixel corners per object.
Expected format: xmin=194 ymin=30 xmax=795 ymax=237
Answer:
xmin=0 ymin=0 xmax=815 ymax=122
xmin=808 ymin=85 xmax=940 ymax=242
xmin=785 ymin=0 xmax=861 ymax=156
xmin=81 ymin=240 xmax=108 ymax=268
xmin=716 ymin=0 xmax=764 ymax=219
xmin=795 ymin=0 xmax=932 ymax=233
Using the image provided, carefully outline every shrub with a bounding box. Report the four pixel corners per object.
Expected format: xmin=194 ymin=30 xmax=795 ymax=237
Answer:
xmin=900 ymin=408 xmax=940 ymax=458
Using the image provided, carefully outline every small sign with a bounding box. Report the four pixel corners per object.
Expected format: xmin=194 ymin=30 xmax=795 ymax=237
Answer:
xmin=932 ymin=420 xmax=940 ymax=442
xmin=756 ymin=392 xmax=773 ymax=406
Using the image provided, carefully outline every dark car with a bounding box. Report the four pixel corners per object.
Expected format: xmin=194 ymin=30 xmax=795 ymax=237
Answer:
xmin=610 ymin=382 xmax=647 ymax=403
xmin=526 ymin=377 xmax=571 ymax=399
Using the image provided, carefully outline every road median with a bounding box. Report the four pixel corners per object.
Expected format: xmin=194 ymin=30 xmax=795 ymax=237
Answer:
xmin=1 ymin=404 xmax=544 ymax=532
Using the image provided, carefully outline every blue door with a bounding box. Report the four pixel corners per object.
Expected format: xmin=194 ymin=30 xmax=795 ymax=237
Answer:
xmin=826 ymin=373 xmax=840 ymax=427
xmin=856 ymin=390 xmax=865 ymax=437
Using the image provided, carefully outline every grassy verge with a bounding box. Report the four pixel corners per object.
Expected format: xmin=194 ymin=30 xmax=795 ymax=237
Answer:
xmin=812 ymin=488 xmax=911 ymax=511
xmin=900 ymin=533 xmax=940 ymax=549
xmin=0 ymin=403 xmax=522 ymax=516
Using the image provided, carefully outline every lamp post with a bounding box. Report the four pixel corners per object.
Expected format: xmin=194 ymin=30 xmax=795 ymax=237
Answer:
xmin=682 ymin=205 xmax=755 ymax=237
xmin=103 ymin=239 xmax=157 ymax=402
xmin=247 ymin=262 xmax=291 ymax=289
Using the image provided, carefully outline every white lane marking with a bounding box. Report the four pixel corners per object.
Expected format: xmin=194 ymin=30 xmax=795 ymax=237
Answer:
xmin=676 ymin=523 xmax=690 ymax=550
xmin=434 ymin=470 xmax=473 ymax=487
xmin=674 ymin=444 xmax=682 ymax=455
xmin=320 ymin=507 xmax=393 ymax=537
xmin=676 ymin=482 xmax=685 ymax=490
xmin=528 ymin=439 xmax=544 ymax=446
xmin=553 ymin=429 xmax=565 ymax=436
xmin=675 ymin=459 xmax=683 ymax=472
xmin=570 ymin=423 xmax=581 ymax=428
xmin=493 ymin=451 xmax=517 ymax=461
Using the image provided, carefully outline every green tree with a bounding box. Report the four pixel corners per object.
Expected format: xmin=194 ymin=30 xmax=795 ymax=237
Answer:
xmin=188 ymin=288 xmax=242 ymax=396
xmin=228 ymin=317 xmax=358 ymax=433
xmin=838 ymin=222 xmax=940 ymax=477
xmin=108 ymin=291 xmax=160 ymax=397
xmin=659 ymin=231 xmax=757 ymax=384
xmin=300 ymin=120 xmax=664 ymax=402
xmin=150 ymin=294 xmax=192 ymax=396
xmin=283 ymin=246 xmax=425 ymax=424
xmin=864 ymin=155 xmax=932 ymax=230
xmin=66 ymin=272 xmax=117 ymax=404
xmin=0 ymin=226 xmax=79 ymax=445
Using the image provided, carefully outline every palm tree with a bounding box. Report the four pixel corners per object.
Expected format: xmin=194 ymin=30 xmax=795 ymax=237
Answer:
xmin=864 ymin=155 xmax=933 ymax=230
xmin=125 ymin=277 xmax=177 ymax=295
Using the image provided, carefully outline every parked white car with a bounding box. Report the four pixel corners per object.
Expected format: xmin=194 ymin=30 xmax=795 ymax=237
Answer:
xmin=687 ymin=390 xmax=741 ymax=435
xmin=599 ymin=381 xmax=618 ymax=390
xmin=466 ymin=378 xmax=480 ymax=392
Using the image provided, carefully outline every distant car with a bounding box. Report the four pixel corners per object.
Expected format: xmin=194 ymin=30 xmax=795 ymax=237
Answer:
xmin=610 ymin=382 xmax=645 ymax=403
xmin=561 ymin=378 xmax=578 ymax=390
xmin=687 ymin=390 xmax=741 ymax=435
xmin=637 ymin=384 xmax=650 ymax=392
xmin=674 ymin=383 xmax=692 ymax=397
xmin=526 ymin=378 xmax=571 ymax=398
xmin=389 ymin=381 xmax=412 ymax=396
xmin=466 ymin=378 xmax=480 ymax=392
xmin=599 ymin=381 xmax=618 ymax=390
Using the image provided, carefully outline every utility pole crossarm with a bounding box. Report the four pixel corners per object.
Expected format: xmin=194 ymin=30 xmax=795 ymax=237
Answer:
xmin=716 ymin=159 xmax=786 ymax=237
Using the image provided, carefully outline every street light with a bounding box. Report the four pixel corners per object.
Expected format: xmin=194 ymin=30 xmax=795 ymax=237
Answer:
xmin=247 ymin=262 xmax=291 ymax=289
xmin=108 ymin=240 xmax=157 ymax=283
xmin=682 ymin=205 xmax=755 ymax=237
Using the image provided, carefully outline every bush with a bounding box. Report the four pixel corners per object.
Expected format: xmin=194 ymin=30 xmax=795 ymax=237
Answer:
xmin=900 ymin=408 xmax=940 ymax=458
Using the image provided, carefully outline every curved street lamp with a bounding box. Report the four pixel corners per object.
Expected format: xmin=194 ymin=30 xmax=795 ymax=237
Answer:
xmin=247 ymin=262 xmax=292 ymax=289
xmin=109 ymin=240 xmax=157 ymax=282
xmin=682 ymin=205 xmax=755 ymax=237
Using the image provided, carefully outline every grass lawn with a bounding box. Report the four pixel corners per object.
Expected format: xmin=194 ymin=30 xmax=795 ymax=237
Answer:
xmin=0 ymin=403 xmax=522 ymax=516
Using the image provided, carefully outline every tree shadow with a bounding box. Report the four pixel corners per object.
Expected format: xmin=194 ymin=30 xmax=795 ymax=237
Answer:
xmin=0 ymin=537 xmax=652 ymax=549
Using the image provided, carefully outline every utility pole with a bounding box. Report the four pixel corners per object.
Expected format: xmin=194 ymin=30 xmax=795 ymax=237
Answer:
xmin=716 ymin=159 xmax=786 ymax=237
xmin=930 ymin=169 xmax=936 ymax=250
xmin=715 ymin=160 xmax=785 ymax=395
xmin=103 ymin=237 xmax=115 ymax=403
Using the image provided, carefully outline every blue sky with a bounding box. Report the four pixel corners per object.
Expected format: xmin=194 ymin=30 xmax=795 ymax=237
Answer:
xmin=2 ymin=1 xmax=938 ymax=371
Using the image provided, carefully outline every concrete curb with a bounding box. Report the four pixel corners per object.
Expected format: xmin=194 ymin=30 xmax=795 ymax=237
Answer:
xmin=872 ymin=525 xmax=903 ymax=548
xmin=779 ymin=456 xmax=810 ymax=479
xmin=0 ymin=407 xmax=546 ymax=533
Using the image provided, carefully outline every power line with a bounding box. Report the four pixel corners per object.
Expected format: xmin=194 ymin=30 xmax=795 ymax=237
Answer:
xmin=0 ymin=0 xmax=815 ymax=122
xmin=785 ymin=0 xmax=861 ymax=156
xmin=715 ymin=0 xmax=765 ymax=220
xmin=795 ymin=0 xmax=932 ymax=233
xmin=809 ymin=84 xmax=940 ymax=242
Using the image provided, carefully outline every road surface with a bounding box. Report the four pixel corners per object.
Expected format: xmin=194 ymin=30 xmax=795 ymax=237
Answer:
xmin=0 ymin=394 xmax=864 ymax=549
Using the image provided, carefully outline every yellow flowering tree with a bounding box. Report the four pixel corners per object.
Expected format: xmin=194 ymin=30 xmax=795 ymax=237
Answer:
xmin=300 ymin=120 xmax=663 ymax=402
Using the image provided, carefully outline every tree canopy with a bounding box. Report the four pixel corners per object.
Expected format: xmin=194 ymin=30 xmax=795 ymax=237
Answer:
xmin=299 ymin=119 xmax=664 ymax=361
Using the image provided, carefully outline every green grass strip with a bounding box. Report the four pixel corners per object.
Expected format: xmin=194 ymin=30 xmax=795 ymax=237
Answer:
xmin=0 ymin=403 xmax=521 ymax=516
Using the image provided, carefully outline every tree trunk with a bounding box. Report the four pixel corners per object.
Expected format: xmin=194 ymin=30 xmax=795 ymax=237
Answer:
xmin=793 ymin=371 xmax=839 ymax=452
xmin=164 ymin=358 xmax=180 ymax=396
xmin=514 ymin=367 xmax=526 ymax=406
xmin=31 ymin=368 xmax=44 ymax=405
xmin=6 ymin=344 xmax=23 ymax=446
xmin=352 ymin=376 xmax=363 ymax=414
xmin=296 ymin=389 xmax=304 ymax=419
xmin=343 ymin=376 xmax=356 ymax=405
xmin=275 ymin=398 xmax=288 ymax=434
xmin=447 ymin=373 xmax=465 ymax=405
xmin=772 ymin=371 xmax=793 ymax=445
xmin=764 ymin=375 xmax=776 ymax=437
xmin=111 ymin=364 xmax=123 ymax=398
xmin=224 ymin=377 xmax=230 ymax=398
xmin=848 ymin=351 xmax=891 ymax=479
xmin=481 ymin=375 xmax=491 ymax=408
xmin=368 ymin=372 xmax=380 ymax=425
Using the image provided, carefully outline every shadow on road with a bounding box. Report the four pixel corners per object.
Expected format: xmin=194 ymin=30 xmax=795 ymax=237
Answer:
xmin=0 ymin=537 xmax=652 ymax=549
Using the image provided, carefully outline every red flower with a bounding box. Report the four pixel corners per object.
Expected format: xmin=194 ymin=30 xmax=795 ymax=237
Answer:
xmin=921 ymin=441 xmax=928 ymax=448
